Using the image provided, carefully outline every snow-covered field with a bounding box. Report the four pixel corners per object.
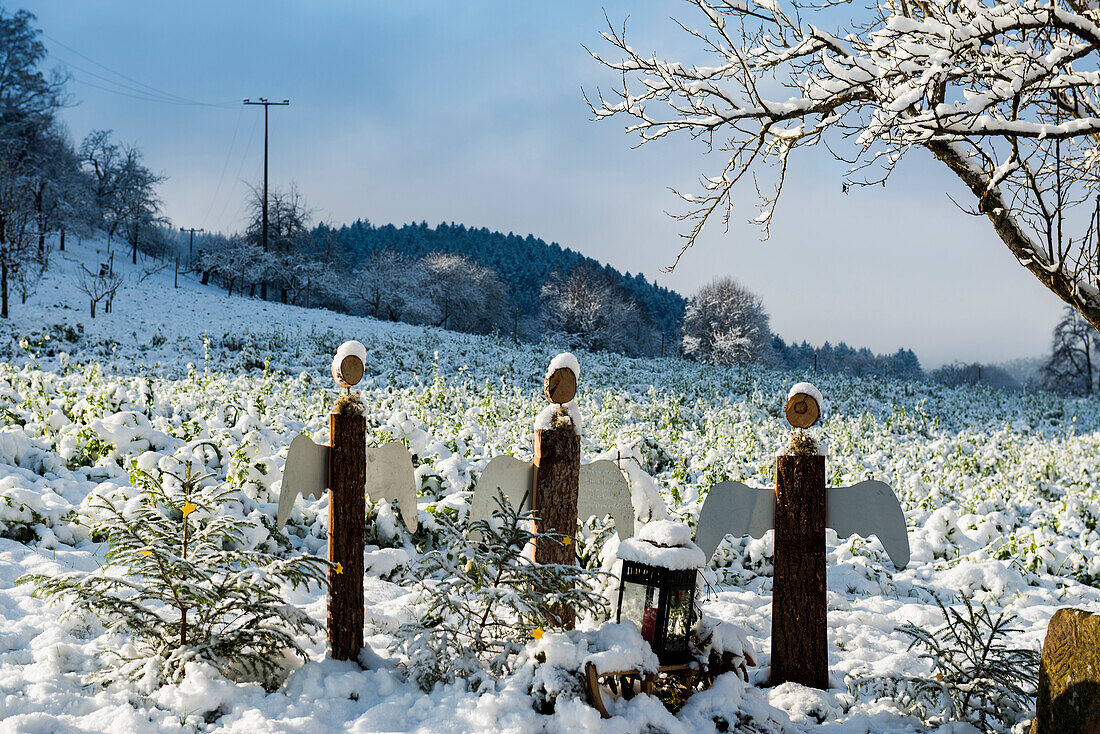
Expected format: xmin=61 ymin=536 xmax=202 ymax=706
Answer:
xmin=1 ymin=239 xmax=1098 ymax=732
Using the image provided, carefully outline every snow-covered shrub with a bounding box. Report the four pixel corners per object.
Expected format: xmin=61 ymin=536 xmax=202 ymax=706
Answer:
xmin=522 ymin=622 xmax=660 ymax=713
xmin=692 ymin=615 xmax=756 ymax=682
xmin=18 ymin=450 xmax=328 ymax=692
xmin=392 ymin=491 xmax=611 ymax=692
xmin=64 ymin=426 xmax=113 ymax=469
xmin=849 ymin=595 xmax=1038 ymax=732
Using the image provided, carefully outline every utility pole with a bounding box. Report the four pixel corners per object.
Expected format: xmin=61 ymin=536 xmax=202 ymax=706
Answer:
xmin=180 ymin=227 xmax=204 ymax=270
xmin=243 ymin=97 xmax=290 ymax=301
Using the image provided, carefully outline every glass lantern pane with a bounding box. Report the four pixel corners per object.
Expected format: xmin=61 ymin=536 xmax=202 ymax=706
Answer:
xmin=620 ymin=581 xmax=658 ymax=643
xmin=665 ymin=587 xmax=693 ymax=652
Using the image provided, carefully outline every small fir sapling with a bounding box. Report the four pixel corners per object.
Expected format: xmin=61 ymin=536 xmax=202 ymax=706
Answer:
xmin=392 ymin=490 xmax=611 ymax=692
xmin=849 ymin=594 xmax=1038 ymax=732
xmin=18 ymin=450 xmax=329 ymax=692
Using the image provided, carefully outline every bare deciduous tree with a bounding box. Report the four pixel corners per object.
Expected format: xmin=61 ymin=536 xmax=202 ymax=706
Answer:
xmin=1042 ymin=306 xmax=1099 ymax=394
xmin=422 ymin=252 xmax=511 ymax=333
xmin=195 ymin=235 xmax=261 ymax=297
xmin=588 ymin=0 xmax=1100 ymax=333
xmin=245 ymin=182 xmax=313 ymax=302
xmin=117 ymin=147 xmax=165 ymax=266
xmin=356 ymin=249 xmax=428 ymax=322
xmin=80 ymin=130 xmax=164 ymax=264
xmin=538 ymin=264 xmax=654 ymax=355
xmin=682 ymin=276 xmax=771 ymax=365
xmin=12 ymin=257 xmax=43 ymax=304
xmin=80 ymin=130 xmax=124 ymax=247
xmin=77 ymin=263 xmax=122 ymax=318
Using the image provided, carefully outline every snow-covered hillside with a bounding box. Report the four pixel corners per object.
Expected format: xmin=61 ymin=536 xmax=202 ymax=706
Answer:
xmin=1 ymin=239 xmax=1098 ymax=732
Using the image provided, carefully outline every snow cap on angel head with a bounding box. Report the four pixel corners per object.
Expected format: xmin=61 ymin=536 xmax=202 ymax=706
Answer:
xmin=545 ymin=352 xmax=580 ymax=383
xmin=335 ymin=340 xmax=367 ymax=364
xmin=617 ymin=520 xmax=706 ymax=571
xmin=332 ymin=340 xmax=367 ymax=389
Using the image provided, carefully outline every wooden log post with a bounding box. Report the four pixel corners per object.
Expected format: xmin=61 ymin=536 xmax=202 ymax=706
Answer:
xmin=1032 ymin=607 xmax=1100 ymax=733
xmin=771 ymin=452 xmax=828 ymax=688
xmin=533 ymin=361 xmax=581 ymax=630
xmin=328 ymin=406 xmax=366 ymax=661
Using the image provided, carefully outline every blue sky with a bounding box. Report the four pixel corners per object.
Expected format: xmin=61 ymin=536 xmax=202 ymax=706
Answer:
xmin=22 ymin=0 xmax=1063 ymax=368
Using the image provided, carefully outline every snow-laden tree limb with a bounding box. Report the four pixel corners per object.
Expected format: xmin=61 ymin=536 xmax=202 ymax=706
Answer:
xmin=588 ymin=0 xmax=1100 ymax=331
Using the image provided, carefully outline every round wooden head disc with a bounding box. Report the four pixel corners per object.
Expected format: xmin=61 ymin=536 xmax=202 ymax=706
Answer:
xmin=544 ymin=367 xmax=577 ymax=404
xmin=333 ymin=354 xmax=365 ymax=389
xmin=784 ymin=393 xmax=820 ymax=428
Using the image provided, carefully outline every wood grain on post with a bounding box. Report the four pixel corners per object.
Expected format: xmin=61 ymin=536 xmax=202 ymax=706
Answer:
xmin=784 ymin=394 xmax=820 ymax=429
xmin=333 ymin=355 xmax=364 ymax=390
xmin=544 ymin=368 xmax=577 ymax=405
xmin=328 ymin=411 xmax=366 ymax=661
xmin=771 ymin=453 xmax=828 ymax=689
xmin=533 ymin=426 xmax=580 ymax=630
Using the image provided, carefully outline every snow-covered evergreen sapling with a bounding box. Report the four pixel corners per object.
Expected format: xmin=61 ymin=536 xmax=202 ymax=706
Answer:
xmin=18 ymin=451 xmax=328 ymax=692
xmin=393 ymin=490 xmax=611 ymax=692
xmin=849 ymin=594 xmax=1038 ymax=731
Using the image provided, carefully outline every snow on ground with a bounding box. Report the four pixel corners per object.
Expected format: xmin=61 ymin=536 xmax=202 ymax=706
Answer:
xmin=1 ymin=239 xmax=1099 ymax=732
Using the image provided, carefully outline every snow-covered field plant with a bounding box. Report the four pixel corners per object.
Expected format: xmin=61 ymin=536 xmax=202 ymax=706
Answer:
xmin=18 ymin=448 xmax=328 ymax=693
xmin=4 ymin=249 xmax=1100 ymax=730
xmin=394 ymin=491 xmax=611 ymax=692
xmin=851 ymin=595 xmax=1038 ymax=731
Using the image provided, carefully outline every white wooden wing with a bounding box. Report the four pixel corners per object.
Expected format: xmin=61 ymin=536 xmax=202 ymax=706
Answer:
xmin=367 ymin=440 xmax=419 ymax=532
xmin=577 ymin=460 xmax=635 ymax=539
xmin=278 ymin=435 xmax=330 ymax=529
xmin=470 ymin=457 xmax=638 ymax=541
xmin=468 ymin=455 xmax=534 ymax=540
xmin=827 ymin=480 xmax=910 ymax=569
xmin=694 ymin=480 xmax=776 ymax=562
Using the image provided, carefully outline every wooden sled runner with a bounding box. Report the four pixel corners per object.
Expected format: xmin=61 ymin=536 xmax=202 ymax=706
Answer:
xmin=584 ymin=649 xmax=755 ymax=718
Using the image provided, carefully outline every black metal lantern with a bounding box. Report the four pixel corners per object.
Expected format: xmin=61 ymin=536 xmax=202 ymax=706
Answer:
xmin=615 ymin=521 xmax=704 ymax=666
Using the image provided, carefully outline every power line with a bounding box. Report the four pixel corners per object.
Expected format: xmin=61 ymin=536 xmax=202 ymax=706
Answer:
xmin=43 ymin=32 xmax=237 ymax=108
xmin=200 ymin=106 xmax=246 ymax=229
xmin=213 ymin=112 xmax=261 ymax=228
xmin=66 ymin=73 xmax=235 ymax=107
xmin=59 ymin=54 xmax=213 ymax=105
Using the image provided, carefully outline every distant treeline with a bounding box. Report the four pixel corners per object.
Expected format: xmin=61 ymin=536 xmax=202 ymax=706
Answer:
xmin=312 ymin=220 xmax=688 ymax=337
xmin=187 ymin=214 xmax=1058 ymax=390
xmin=768 ymin=338 xmax=925 ymax=381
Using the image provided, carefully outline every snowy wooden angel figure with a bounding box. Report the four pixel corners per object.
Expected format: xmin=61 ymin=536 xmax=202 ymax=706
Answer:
xmin=469 ymin=352 xmax=636 ymax=545
xmin=694 ymin=382 xmax=910 ymax=688
xmin=695 ymin=383 xmax=909 ymax=567
xmin=276 ymin=340 xmax=419 ymax=532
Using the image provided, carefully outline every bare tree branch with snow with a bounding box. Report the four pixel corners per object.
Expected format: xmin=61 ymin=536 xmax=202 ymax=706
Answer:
xmin=588 ymin=0 xmax=1100 ymax=332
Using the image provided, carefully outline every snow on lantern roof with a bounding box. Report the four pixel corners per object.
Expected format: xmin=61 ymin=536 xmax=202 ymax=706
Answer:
xmin=616 ymin=520 xmax=705 ymax=570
